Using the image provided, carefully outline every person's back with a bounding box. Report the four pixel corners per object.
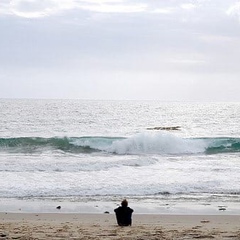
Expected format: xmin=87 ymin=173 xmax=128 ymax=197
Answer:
xmin=114 ymin=199 xmax=133 ymax=226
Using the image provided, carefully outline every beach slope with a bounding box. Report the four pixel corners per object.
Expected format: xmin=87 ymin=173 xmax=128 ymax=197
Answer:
xmin=0 ymin=213 xmax=240 ymax=239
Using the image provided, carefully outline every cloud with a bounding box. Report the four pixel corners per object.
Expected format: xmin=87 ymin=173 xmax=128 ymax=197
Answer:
xmin=227 ymin=2 xmax=240 ymax=20
xmin=0 ymin=0 xmax=214 ymax=19
xmin=151 ymin=7 xmax=174 ymax=14
xmin=169 ymin=59 xmax=205 ymax=65
xmin=0 ymin=1 xmax=10 ymax=16
xmin=0 ymin=0 xmax=147 ymax=18
xmin=0 ymin=0 xmax=73 ymax=18
xmin=77 ymin=2 xmax=147 ymax=13
xmin=180 ymin=3 xmax=196 ymax=10
xmin=200 ymin=34 xmax=236 ymax=44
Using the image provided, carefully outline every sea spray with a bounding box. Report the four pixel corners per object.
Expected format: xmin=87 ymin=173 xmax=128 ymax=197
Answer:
xmin=107 ymin=132 xmax=207 ymax=154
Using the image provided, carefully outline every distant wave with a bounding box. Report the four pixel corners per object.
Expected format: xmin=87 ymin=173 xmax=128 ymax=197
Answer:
xmin=0 ymin=132 xmax=240 ymax=155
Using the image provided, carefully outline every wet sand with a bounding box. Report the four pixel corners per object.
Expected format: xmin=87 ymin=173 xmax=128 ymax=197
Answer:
xmin=0 ymin=213 xmax=240 ymax=239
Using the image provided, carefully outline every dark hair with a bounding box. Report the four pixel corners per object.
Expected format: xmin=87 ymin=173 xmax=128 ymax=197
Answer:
xmin=121 ymin=199 xmax=128 ymax=207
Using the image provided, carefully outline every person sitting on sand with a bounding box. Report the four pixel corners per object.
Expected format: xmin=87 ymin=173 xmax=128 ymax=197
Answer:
xmin=114 ymin=199 xmax=134 ymax=226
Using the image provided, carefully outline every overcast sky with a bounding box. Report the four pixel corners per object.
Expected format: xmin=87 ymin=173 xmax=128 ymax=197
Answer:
xmin=1 ymin=0 xmax=240 ymax=101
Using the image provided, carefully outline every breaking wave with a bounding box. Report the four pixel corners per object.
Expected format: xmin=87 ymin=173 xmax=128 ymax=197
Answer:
xmin=0 ymin=132 xmax=240 ymax=155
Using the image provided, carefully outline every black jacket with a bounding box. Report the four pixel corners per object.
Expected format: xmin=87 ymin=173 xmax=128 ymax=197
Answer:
xmin=114 ymin=206 xmax=134 ymax=226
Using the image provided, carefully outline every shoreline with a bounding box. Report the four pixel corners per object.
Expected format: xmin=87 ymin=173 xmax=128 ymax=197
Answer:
xmin=1 ymin=212 xmax=240 ymax=239
xmin=1 ymin=197 xmax=240 ymax=215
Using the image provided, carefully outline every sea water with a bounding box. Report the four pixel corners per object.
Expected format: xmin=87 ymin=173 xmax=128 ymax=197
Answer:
xmin=0 ymin=99 xmax=240 ymax=214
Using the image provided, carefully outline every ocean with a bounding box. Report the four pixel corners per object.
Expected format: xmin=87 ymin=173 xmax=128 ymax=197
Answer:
xmin=0 ymin=99 xmax=240 ymax=214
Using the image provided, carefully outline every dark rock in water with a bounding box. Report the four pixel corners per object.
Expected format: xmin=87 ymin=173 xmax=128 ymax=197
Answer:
xmin=219 ymin=207 xmax=226 ymax=211
xmin=104 ymin=211 xmax=110 ymax=214
xmin=218 ymin=205 xmax=227 ymax=211
xmin=155 ymin=191 xmax=170 ymax=195
xmin=56 ymin=206 xmax=61 ymax=210
xmin=0 ymin=234 xmax=7 ymax=237
xmin=147 ymin=126 xmax=181 ymax=131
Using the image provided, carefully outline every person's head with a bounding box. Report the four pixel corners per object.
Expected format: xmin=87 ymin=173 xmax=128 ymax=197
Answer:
xmin=121 ymin=199 xmax=128 ymax=207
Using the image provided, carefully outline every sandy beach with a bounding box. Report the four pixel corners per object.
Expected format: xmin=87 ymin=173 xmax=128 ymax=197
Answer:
xmin=0 ymin=212 xmax=240 ymax=239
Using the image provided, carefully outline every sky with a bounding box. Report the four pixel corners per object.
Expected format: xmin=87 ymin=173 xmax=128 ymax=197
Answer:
xmin=1 ymin=0 xmax=240 ymax=101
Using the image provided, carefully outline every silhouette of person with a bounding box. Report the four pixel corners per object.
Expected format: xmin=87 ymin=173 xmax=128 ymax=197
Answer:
xmin=114 ymin=199 xmax=134 ymax=226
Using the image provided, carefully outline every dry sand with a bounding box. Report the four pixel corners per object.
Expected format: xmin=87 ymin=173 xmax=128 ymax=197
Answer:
xmin=0 ymin=212 xmax=240 ymax=239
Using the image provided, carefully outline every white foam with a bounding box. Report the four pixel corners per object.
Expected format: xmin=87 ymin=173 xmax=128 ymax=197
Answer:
xmin=108 ymin=132 xmax=207 ymax=155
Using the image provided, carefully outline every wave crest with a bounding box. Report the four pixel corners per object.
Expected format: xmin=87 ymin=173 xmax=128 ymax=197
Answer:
xmin=0 ymin=133 xmax=240 ymax=155
xmin=108 ymin=132 xmax=207 ymax=155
